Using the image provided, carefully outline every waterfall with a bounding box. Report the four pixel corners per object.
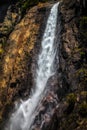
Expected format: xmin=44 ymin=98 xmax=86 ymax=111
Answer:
xmin=5 ymin=2 xmax=59 ymax=130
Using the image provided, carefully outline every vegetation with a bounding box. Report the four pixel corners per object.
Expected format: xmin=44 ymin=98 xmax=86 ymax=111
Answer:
xmin=66 ymin=93 xmax=76 ymax=114
xmin=0 ymin=0 xmax=87 ymax=130
xmin=55 ymin=1 xmax=87 ymax=130
xmin=77 ymin=68 xmax=87 ymax=82
xmin=19 ymin=0 xmax=39 ymax=13
xmin=79 ymin=102 xmax=87 ymax=117
xmin=19 ymin=0 xmax=50 ymax=14
xmin=0 ymin=45 xmax=4 ymax=55
xmin=80 ymin=16 xmax=87 ymax=42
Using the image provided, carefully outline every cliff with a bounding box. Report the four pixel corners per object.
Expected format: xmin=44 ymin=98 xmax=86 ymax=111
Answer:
xmin=0 ymin=1 xmax=54 ymax=129
xmin=0 ymin=0 xmax=87 ymax=130
xmin=47 ymin=0 xmax=87 ymax=130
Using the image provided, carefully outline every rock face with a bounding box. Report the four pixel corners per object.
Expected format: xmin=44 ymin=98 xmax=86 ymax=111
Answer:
xmin=0 ymin=0 xmax=87 ymax=130
xmin=0 ymin=5 xmax=21 ymax=36
xmin=46 ymin=0 xmax=87 ymax=130
xmin=0 ymin=2 xmax=53 ymax=129
xmin=0 ymin=2 xmax=21 ymax=63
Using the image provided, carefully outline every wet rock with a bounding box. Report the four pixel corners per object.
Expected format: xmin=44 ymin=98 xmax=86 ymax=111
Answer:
xmin=30 ymin=70 xmax=59 ymax=130
xmin=0 ymin=0 xmax=87 ymax=130
xmin=47 ymin=0 xmax=87 ymax=130
xmin=0 ymin=2 xmax=53 ymax=129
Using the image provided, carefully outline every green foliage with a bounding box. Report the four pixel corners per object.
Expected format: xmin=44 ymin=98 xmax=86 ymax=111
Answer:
xmin=19 ymin=0 xmax=39 ymax=13
xmin=24 ymin=0 xmax=39 ymax=8
xmin=79 ymin=102 xmax=87 ymax=117
xmin=19 ymin=0 xmax=50 ymax=13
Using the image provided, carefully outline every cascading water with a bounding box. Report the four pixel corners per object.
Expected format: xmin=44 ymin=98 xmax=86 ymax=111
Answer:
xmin=5 ymin=2 xmax=59 ymax=130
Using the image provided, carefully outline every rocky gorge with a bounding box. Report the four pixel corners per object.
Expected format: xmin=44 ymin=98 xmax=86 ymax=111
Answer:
xmin=0 ymin=0 xmax=87 ymax=130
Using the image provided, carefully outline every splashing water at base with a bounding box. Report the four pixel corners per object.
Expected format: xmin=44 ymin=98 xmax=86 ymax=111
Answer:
xmin=5 ymin=2 xmax=59 ymax=130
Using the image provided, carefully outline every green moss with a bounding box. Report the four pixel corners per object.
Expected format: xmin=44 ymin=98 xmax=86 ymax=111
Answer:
xmin=23 ymin=0 xmax=39 ymax=9
xmin=0 ymin=44 xmax=4 ymax=55
xmin=77 ymin=68 xmax=87 ymax=82
xmin=66 ymin=93 xmax=76 ymax=114
xmin=19 ymin=0 xmax=49 ymax=13
xmin=81 ymin=91 xmax=87 ymax=97
xmin=67 ymin=93 xmax=76 ymax=104
xmin=19 ymin=0 xmax=39 ymax=13
xmin=80 ymin=16 xmax=87 ymax=28
xmin=60 ymin=114 xmax=78 ymax=130
xmin=19 ymin=0 xmax=51 ymax=13
xmin=80 ymin=51 xmax=85 ymax=58
xmin=79 ymin=102 xmax=87 ymax=117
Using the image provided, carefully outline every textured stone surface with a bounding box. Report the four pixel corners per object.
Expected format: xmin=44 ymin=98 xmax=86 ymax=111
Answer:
xmin=0 ymin=0 xmax=87 ymax=130
xmin=0 ymin=2 xmax=52 ymax=129
xmin=47 ymin=0 xmax=87 ymax=130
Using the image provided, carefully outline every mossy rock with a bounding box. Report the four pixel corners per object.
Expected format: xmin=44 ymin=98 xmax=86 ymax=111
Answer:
xmin=80 ymin=16 xmax=87 ymax=29
xmin=19 ymin=0 xmax=51 ymax=13
xmin=80 ymin=16 xmax=87 ymax=41
xmin=66 ymin=93 xmax=76 ymax=114
xmin=60 ymin=113 xmax=79 ymax=130
xmin=0 ymin=45 xmax=4 ymax=55
xmin=66 ymin=93 xmax=76 ymax=104
xmin=77 ymin=68 xmax=87 ymax=84
xmin=79 ymin=102 xmax=87 ymax=117
xmin=22 ymin=0 xmax=39 ymax=10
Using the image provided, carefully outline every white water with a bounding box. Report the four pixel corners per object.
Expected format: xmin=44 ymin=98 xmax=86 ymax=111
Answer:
xmin=6 ymin=2 xmax=59 ymax=130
